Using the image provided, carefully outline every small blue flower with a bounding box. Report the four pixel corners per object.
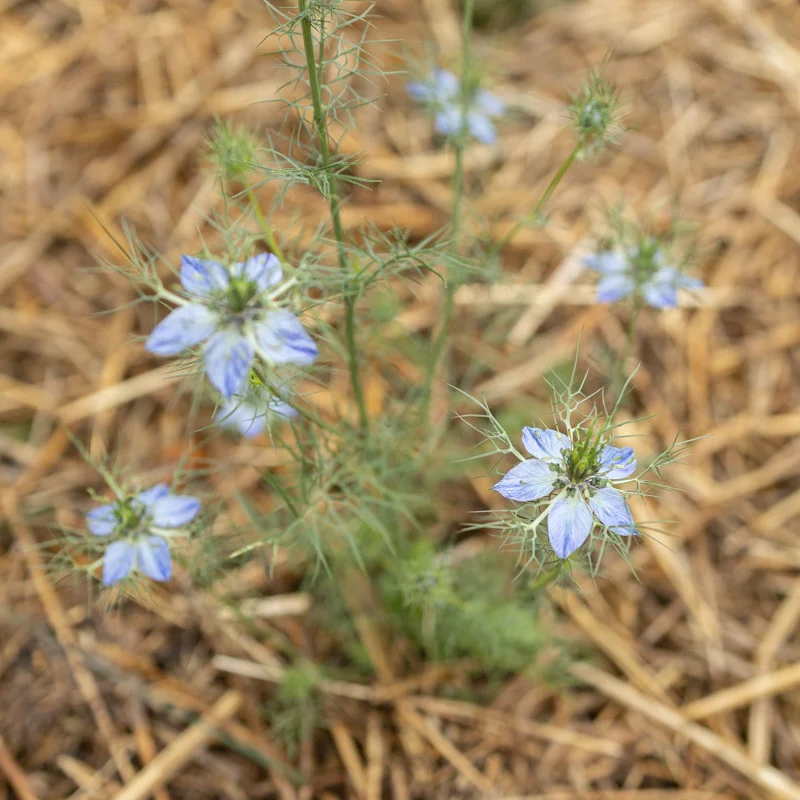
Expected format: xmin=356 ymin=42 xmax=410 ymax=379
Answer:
xmin=585 ymin=245 xmax=703 ymax=309
xmin=86 ymin=483 xmax=201 ymax=586
xmin=493 ymin=427 xmax=638 ymax=559
xmin=146 ymin=254 xmax=318 ymax=399
xmin=215 ymin=390 xmax=297 ymax=439
xmin=407 ymin=69 xmax=505 ymax=145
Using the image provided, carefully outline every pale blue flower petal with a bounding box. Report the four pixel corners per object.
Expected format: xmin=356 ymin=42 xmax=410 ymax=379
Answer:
xmin=408 ymin=70 xmax=458 ymax=104
xmin=596 ymin=274 xmax=635 ymax=303
xmin=548 ymin=494 xmax=594 ymax=559
xmin=492 ymin=459 xmax=558 ymax=502
xmin=87 ymin=504 xmax=117 ymax=536
xmin=589 ymin=487 xmax=637 ymax=536
xmin=434 ymin=70 xmax=459 ymax=99
xmin=467 ymin=112 xmax=497 ymax=144
xmin=134 ymin=484 xmax=170 ymax=510
xmin=678 ymin=273 xmax=704 ymax=290
xmin=406 ymin=80 xmax=434 ymax=102
xmin=204 ymin=330 xmax=253 ymax=398
xmin=269 ymin=398 xmax=298 ymax=420
xmin=102 ymin=540 xmax=135 ymax=586
xmin=598 ymin=445 xmax=637 ymax=480
xmin=584 ymin=251 xmax=626 ymax=274
xmin=151 ymin=495 xmax=201 ymax=527
xmin=136 ymin=536 xmax=172 ymax=582
xmin=643 ymin=283 xmax=677 ymax=307
xmin=146 ymin=304 xmax=217 ymax=356
xmin=231 ymin=253 xmax=283 ymax=292
xmin=642 ymin=267 xmax=681 ymax=308
xmin=254 ymin=310 xmax=318 ymax=366
xmin=476 ymin=89 xmax=505 ymax=117
xmin=216 ymin=400 xmax=267 ymax=439
xmin=521 ymin=427 xmax=571 ymax=463
xmin=435 ymin=106 xmax=461 ymax=137
xmin=180 ymin=256 xmax=230 ymax=296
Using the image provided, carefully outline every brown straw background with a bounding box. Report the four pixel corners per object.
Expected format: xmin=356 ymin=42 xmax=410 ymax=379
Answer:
xmin=1 ymin=0 xmax=800 ymax=796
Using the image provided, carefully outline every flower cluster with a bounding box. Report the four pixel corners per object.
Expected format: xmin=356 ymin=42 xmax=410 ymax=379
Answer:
xmin=407 ymin=69 xmax=505 ymax=145
xmin=493 ymin=426 xmax=637 ymax=559
xmin=585 ymin=240 xmax=703 ymax=308
xmin=146 ymin=254 xmax=318 ymax=399
xmin=87 ymin=484 xmax=201 ymax=586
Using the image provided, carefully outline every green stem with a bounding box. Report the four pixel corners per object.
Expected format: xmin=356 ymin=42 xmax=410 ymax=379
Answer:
xmin=247 ymin=188 xmax=285 ymax=263
xmin=297 ymin=0 xmax=369 ymax=437
xmin=421 ymin=0 xmax=474 ymax=420
xmin=614 ymin=301 xmax=640 ymax=402
xmin=495 ymin=134 xmax=587 ymax=252
xmin=450 ymin=0 xmax=474 ymax=245
xmin=529 ymin=565 xmax=561 ymax=592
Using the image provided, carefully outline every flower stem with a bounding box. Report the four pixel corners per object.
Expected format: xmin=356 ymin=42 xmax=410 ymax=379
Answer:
xmin=247 ymin=188 xmax=285 ymax=263
xmin=529 ymin=565 xmax=561 ymax=592
xmin=613 ymin=301 xmax=640 ymax=403
xmin=495 ymin=134 xmax=588 ymax=253
xmin=421 ymin=0 xmax=475 ymax=422
xmin=297 ymin=0 xmax=369 ymax=437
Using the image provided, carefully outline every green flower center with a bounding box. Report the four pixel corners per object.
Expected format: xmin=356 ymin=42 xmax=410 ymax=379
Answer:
xmin=564 ymin=429 xmax=606 ymax=485
xmin=631 ymin=238 xmax=661 ymax=285
xmin=227 ymin=277 xmax=261 ymax=314
xmin=114 ymin=498 xmax=149 ymax=539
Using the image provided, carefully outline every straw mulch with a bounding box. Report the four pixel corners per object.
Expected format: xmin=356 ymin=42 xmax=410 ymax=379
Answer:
xmin=2 ymin=0 xmax=800 ymax=797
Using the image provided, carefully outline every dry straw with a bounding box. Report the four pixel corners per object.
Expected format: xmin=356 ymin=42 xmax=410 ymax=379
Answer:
xmin=2 ymin=0 xmax=800 ymax=796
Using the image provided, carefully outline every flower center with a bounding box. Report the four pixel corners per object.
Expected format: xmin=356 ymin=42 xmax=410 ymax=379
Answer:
xmin=631 ymin=238 xmax=661 ymax=285
xmin=227 ymin=277 xmax=261 ymax=314
xmin=115 ymin=498 xmax=150 ymax=539
xmin=563 ymin=431 xmax=606 ymax=486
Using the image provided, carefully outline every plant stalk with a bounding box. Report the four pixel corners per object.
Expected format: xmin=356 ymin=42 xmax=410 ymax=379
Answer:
xmin=297 ymin=0 xmax=370 ymax=437
xmin=529 ymin=565 xmax=561 ymax=592
xmin=495 ymin=134 xmax=587 ymax=252
xmin=247 ymin=188 xmax=286 ymax=263
xmin=613 ymin=301 xmax=641 ymax=403
xmin=421 ymin=0 xmax=475 ymax=420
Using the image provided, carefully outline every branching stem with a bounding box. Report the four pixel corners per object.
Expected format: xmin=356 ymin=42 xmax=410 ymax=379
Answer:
xmin=298 ymin=0 xmax=369 ymax=437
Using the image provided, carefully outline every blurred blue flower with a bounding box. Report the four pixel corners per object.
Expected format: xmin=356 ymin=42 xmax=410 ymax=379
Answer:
xmin=146 ymin=254 xmax=318 ymax=399
xmin=585 ymin=245 xmax=703 ymax=309
xmin=215 ymin=390 xmax=297 ymax=438
xmin=87 ymin=483 xmax=201 ymax=586
xmin=407 ymin=69 xmax=505 ymax=145
xmin=492 ymin=427 xmax=638 ymax=559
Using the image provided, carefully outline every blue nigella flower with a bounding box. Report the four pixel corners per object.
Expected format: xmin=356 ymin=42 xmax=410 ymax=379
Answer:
xmin=585 ymin=244 xmax=703 ymax=309
xmin=407 ymin=69 xmax=505 ymax=145
xmin=87 ymin=484 xmax=201 ymax=586
xmin=215 ymin=390 xmax=297 ymax=439
xmin=493 ymin=427 xmax=638 ymax=559
xmin=146 ymin=254 xmax=318 ymax=399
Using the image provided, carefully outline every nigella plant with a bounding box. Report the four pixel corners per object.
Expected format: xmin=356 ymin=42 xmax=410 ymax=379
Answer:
xmin=407 ymin=69 xmax=505 ymax=144
xmin=585 ymin=239 xmax=703 ymax=309
xmin=459 ymin=360 xmax=690 ymax=579
xmin=86 ymin=484 xmax=201 ymax=586
xmin=567 ymin=65 xmax=626 ymax=155
xmin=146 ymin=254 xmax=318 ymax=399
xmin=493 ymin=426 xmax=637 ymax=559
